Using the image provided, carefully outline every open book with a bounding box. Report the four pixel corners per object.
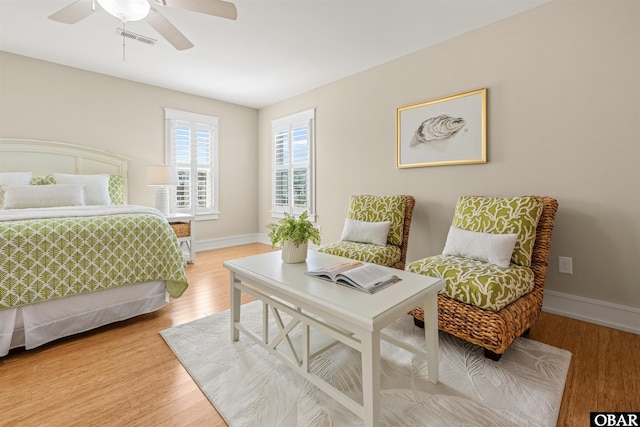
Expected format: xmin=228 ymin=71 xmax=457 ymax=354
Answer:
xmin=306 ymin=261 xmax=401 ymax=294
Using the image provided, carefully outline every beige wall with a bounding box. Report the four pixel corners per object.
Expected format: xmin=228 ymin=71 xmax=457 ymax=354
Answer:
xmin=258 ymin=0 xmax=640 ymax=309
xmin=0 ymin=52 xmax=259 ymax=242
xmin=0 ymin=0 xmax=638 ymax=311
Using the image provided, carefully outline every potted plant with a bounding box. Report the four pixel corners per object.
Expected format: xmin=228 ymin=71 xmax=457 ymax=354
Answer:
xmin=266 ymin=211 xmax=321 ymax=263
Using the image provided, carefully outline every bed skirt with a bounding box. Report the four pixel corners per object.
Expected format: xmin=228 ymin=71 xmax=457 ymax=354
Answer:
xmin=0 ymin=281 xmax=168 ymax=357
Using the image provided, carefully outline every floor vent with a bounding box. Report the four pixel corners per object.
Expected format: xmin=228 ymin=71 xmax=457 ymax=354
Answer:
xmin=115 ymin=28 xmax=156 ymax=45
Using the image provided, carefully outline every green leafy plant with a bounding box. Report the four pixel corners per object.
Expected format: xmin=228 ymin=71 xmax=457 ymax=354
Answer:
xmin=266 ymin=211 xmax=321 ymax=248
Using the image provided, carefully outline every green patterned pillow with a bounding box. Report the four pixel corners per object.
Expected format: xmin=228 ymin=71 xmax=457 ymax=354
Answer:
xmin=109 ymin=175 xmax=126 ymax=205
xmin=347 ymin=195 xmax=405 ymax=247
xmin=452 ymin=196 xmax=543 ymax=267
xmin=29 ymin=174 xmax=56 ymax=185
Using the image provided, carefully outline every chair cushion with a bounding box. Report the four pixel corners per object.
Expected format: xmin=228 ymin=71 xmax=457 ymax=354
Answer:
xmin=348 ymin=195 xmax=405 ymax=246
xmin=407 ymin=255 xmax=535 ymax=311
xmin=452 ymin=196 xmax=543 ymax=267
xmin=318 ymin=241 xmax=401 ymax=267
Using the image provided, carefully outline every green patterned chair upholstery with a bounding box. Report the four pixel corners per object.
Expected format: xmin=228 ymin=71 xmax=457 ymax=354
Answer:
xmin=318 ymin=195 xmax=415 ymax=270
xmin=410 ymin=196 xmax=558 ymax=360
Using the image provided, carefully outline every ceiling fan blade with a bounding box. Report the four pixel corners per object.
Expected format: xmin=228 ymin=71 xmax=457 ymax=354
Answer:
xmin=146 ymin=10 xmax=194 ymax=50
xmin=155 ymin=0 xmax=237 ymax=20
xmin=48 ymin=0 xmax=96 ymax=24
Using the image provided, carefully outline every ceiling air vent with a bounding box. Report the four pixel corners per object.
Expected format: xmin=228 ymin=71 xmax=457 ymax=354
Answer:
xmin=115 ymin=28 xmax=156 ymax=46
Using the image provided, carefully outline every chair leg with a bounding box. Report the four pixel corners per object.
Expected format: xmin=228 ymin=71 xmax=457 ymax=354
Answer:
xmin=483 ymin=348 xmax=502 ymax=361
xmin=413 ymin=316 xmax=425 ymax=329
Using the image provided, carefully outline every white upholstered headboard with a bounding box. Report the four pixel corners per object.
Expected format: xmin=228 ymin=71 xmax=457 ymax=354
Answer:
xmin=0 ymin=138 xmax=129 ymax=201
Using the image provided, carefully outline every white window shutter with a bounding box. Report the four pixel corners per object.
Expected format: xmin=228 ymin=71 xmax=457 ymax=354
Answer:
xmin=165 ymin=108 xmax=219 ymax=218
xmin=271 ymin=109 xmax=315 ymax=219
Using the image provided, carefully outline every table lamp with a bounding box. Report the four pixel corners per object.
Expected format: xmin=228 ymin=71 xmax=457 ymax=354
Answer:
xmin=147 ymin=165 xmax=178 ymax=216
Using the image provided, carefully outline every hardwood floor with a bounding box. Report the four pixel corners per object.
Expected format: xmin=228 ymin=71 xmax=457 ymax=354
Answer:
xmin=1 ymin=243 xmax=638 ymax=426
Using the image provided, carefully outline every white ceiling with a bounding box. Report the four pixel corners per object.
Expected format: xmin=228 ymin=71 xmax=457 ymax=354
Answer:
xmin=0 ymin=0 xmax=548 ymax=109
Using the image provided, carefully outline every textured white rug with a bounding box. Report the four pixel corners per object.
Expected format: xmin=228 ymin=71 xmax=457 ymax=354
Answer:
xmin=160 ymin=301 xmax=571 ymax=426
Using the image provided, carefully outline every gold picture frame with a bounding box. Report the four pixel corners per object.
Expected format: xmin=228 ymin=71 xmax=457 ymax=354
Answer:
xmin=396 ymin=88 xmax=487 ymax=168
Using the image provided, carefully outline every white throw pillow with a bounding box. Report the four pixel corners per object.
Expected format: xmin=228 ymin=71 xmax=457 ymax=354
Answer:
xmin=0 ymin=172 xmax=33 ymax=187
xmin=341 ymin=218 xmax=391 ymax=246
xmin=53 ymin=173 xmax=111 ymax=205
xmin=0 ymin=173 xmax=33 ymax=208
xmin=2 ymin=184 xmax=86 ymax=209
xmin=442 ymin=226 xmax=518 ymax=268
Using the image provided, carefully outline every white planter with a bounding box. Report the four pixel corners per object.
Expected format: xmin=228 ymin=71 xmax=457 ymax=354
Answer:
xmin=281 ymin=240 xmax=308 ymax=263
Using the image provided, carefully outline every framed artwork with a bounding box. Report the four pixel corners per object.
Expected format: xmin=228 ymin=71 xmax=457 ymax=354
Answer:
xmin=396 ymin=88 xmax=486 ymax=168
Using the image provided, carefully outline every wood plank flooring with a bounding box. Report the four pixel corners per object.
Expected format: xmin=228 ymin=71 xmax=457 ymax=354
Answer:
xmin=1 ymin=243 xmax=638 ymax=426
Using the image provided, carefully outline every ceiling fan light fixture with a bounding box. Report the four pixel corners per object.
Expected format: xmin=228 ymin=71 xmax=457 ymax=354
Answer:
xmin=97 ymin=0 xmax=150 ymax=22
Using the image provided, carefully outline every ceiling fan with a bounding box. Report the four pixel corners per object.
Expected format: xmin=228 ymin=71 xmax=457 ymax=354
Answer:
xmin=48 ymin=0 xmax=237 ymax=50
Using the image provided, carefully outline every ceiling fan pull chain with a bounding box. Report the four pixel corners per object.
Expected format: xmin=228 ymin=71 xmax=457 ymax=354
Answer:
xmin=122 ymin=20 xmax=126 ymax=61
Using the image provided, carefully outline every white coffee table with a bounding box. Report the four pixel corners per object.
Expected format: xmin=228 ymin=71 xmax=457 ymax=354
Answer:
xmin=223 ymin=250 xmax=444 ymax=427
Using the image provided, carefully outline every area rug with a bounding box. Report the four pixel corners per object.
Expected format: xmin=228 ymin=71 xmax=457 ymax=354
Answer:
xmin=160 ymin=301 xmax=571 ymax=426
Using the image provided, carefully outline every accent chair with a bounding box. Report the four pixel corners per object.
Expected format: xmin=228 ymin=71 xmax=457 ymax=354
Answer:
xmin=318 ymin=194 xmax=415 ymax=270
xmin=409 ymin=195 xmax=558 ymax=360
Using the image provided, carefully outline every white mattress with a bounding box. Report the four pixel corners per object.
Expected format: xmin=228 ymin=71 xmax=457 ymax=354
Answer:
xmin=0 ymin=281 xmax=168 ymax=357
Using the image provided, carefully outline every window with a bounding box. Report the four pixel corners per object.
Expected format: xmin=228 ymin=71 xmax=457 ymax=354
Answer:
xmin=271 ymin=108 xmax=315 ymax=219
xmin=164 ymin=108 xmax=219 ymax=219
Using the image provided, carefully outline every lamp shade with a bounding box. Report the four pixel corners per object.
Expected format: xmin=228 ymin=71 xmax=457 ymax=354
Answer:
xmin=147 ymin=165 xmax=179 ymax=186
xmin=97 ymin=0 xmax=150 ymax=22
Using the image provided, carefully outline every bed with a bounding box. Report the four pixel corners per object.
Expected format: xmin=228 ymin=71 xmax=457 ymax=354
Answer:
xmin=0 ymin=139 xmax=188 ymax=356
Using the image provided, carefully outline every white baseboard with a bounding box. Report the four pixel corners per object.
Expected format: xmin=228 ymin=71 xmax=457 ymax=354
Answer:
xmin=195 ymin=234 xmax=262 ymax=252
xmin=194 ymin=235 xmax=639 ymax=335
xmin=257 ymin=234 xmax=271 ymax=246
xmin=543 ymin=290 xmax=640 ymax=335
xmin=197 ymin=233 xmax=319 ymax=253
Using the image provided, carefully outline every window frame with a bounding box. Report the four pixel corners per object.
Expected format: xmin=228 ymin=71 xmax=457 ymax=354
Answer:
xmin=164 ymin=108 xmax=219 ymax=220
xmin=271 ymin=108 xmax=316 ymax=221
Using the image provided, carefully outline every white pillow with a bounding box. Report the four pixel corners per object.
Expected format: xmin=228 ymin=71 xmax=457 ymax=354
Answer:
xmin=2 ymin=184 xmax=86 ymax=209
xmin=0 ymin=173 xmax=33 ymax=207
xmin=442 ymin=226 xmax=518 ymax=268
xmin=0 ymin=172 xmax=33 ymax=187
xmin=340 ymin=218 xmax=391 ymax=246
xmin=53 ymin=173 xmax=111 ymax=205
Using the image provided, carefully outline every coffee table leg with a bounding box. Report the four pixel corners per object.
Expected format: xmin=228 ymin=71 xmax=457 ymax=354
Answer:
xmin=361 ymin=330 xmax=381 ymax=426
xmin=423 ymin=295 xmax=439 ymax=384
xmin=230 ymin=272 xmax=241 ymax=342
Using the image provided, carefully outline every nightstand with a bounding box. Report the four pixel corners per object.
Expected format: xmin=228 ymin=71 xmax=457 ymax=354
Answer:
xmin=166 ymin=213 xmax=195 ymax=263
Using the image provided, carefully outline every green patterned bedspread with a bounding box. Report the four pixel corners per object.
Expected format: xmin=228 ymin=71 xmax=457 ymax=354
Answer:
xmin=0 ymin=206 xmax=188 ymax=310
